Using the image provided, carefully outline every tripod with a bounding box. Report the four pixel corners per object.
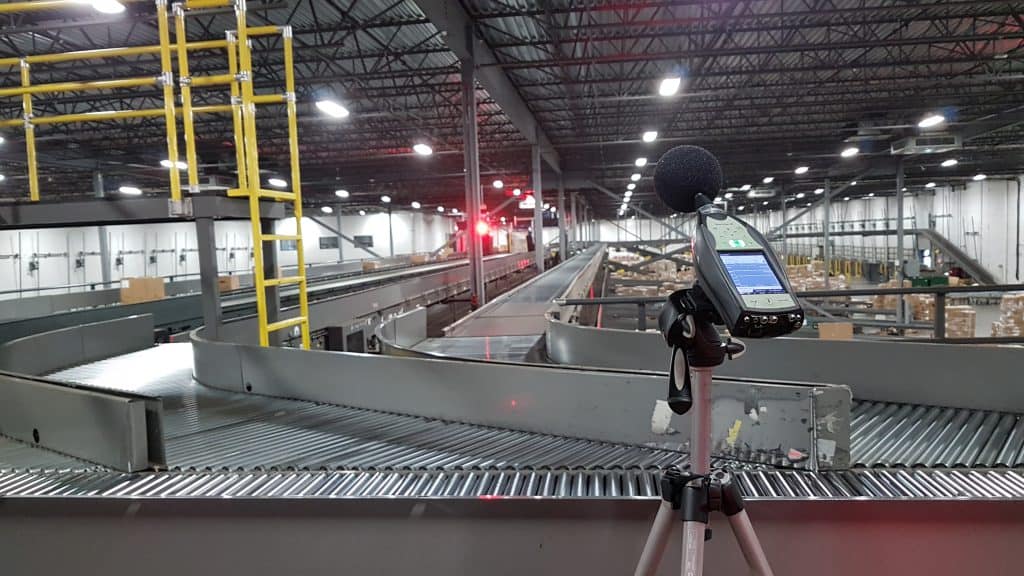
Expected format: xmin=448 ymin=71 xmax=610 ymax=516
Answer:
xmin=634 ymin=287 xmax=774 ymax=576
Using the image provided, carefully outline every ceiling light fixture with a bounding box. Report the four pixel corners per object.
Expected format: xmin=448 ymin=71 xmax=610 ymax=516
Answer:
xmin=451 ymin=208 xmax=459 ymax=215
xmin=380 ymin=195 xmax=391 ymax=204
xmin=335 ymin=189 xmax=349 ymax=198
xmin=762 ymin=201 xmax=769 ymax=206
xmin=627 ymin=183 xmax=636 ymax=191
xmin=321 ymin=206 xmax=333 ymax=214
xmin=840 ymin=146 xmax=859 ymax=158
xmin=762 ymin=176 xmax=774 ymax=184
xmin=724 ymin=192 xmax=734 ymax=200
xmin=843 ymin=196 xmax=851 ymax=201
xmin=973 ymin=174 xmax=987 ymax=181
xmin=630 ymin=173 xmax=642 ymax=182
xmin=437 ymin=206 xmax=445 ymax=212
xmin=512 ymin=188 xmax=522 ymax=196
xmin=635 ymin=157 xmax=648 ymax=167
xmin=850 ymin=181 xmax=857 ymax=186
xmin=411 ymin=201 xmax=421 ymax=209
xmin=941 ymin=159 xmax=958 ymax=167
xmin=737 ymin=206 xmax=745 ymax=211
xmin=412 ymin=143 xmax=433 ymax=156
xmin=268 ymin=177 xmax=287 ymax=188
xmin=918 ymin=113 xmax=945 ymax=128
xmin=795 ymin=192 xmax=806 ymax=199
xmin=925 ymin=182 xmax=936 ymax=188
xmin=358 ymin=209 xmax=366 ymax=216
xmin=794 ymin=166 xmax=809 ymax=175
xmin=868 ymin=192 xmax=875 ymax=197
xmin=315 ymin=99 xmax=349 ymax=119
xmin=642 ymin=130 xmax=658 ymax=143
xmin=492 ymin=179 xmax=504 ymax=189
xmin=118 ymin=185 xmax=142 ymax=195
xmin=658 ymin=76 xmax=681 ymax=97
xmin=814 ymin=188 xmax=824 ymax=195
xmin=740 ymin=184 xmax=751 ymax=191
xmin=91 ymin=0 xmax=126 ymax=14
xmin=160 ymin=159 xmax=187 ymax=170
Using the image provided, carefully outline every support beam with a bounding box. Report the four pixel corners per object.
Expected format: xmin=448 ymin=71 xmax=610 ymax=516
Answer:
xmin=823 ymin=180 xmax=831 ymax=289
xmin=896 ymin=160 xmax=906 ymax=324
xmin=767 ymin=173 xmax=870 ymax=239
xmin=463 ymin=39 xmax=485 ymax=306
xmin=309 ymin=216 xmax=383 ymax=258
xmin=342 ymin=210 xmax=350 ymax=261
xmin=589 ymin=181 xmax=690 ymax=240
xmin=625 ymin=245 xmax=693 ymax=271
xmin=532 ymin=142 xmax=544 ymax=272
xmin=415 ymin=0 xmax=561 ymax=173
xmin=387 ymin=206 xmax=395 ymax=258
xmin=195 ymin=217 xmax=222 ymax=340
xmin=557 ymin=176 xmax=567 ymax=258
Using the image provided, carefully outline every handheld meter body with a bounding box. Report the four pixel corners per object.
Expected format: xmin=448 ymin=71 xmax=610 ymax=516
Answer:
xmin=692 ymin=204 xmax=804 ymax=338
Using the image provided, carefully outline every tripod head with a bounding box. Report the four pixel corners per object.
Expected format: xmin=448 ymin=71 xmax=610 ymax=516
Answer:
xmin=658 ymin=284 xmax=745 ymax=414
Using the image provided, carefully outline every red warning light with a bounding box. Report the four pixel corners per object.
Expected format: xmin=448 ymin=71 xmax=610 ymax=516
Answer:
xmin=475 ymin=221 xmax=490 ymax=235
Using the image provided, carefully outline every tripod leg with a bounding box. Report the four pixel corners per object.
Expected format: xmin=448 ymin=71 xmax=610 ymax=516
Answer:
xmin=634 ymin=499 xmax=676 ymax=576
xmin=680 ymin=521 xmax=706 ymax=576
xmin=727 ymin=510 xmax=773 ymax=576
xmin=722 ymin=481 xmax=774 ymax=576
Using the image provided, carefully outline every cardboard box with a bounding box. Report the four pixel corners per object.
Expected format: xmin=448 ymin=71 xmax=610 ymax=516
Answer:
xmin=819 ymin=322 xmax=854 ymax=341
xmin=362 ymin=260 xmax=379 ymax=272
xmin=409 ymin=254 xmax=431 ymax=265
xmin=120 ymin=276 xmax=165 ymax=304
xmin=217 ymin=275 xmax=241 ymax=293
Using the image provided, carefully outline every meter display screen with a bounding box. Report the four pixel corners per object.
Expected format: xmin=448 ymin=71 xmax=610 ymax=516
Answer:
xmin=719 ymin=252 xmax=787 ymax=295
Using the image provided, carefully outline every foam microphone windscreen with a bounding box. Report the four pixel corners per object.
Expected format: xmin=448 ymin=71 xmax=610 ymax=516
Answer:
xmin=653 ymin=145 xmax=724 ymax=213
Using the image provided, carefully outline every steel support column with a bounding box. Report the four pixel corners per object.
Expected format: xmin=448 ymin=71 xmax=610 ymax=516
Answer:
xmin=195 ymin=217 xmax=222 ymax=340
xmin=462 ymin=33 xmax=486 ymax=305
xmin=823 ymin=179 xmax=831 ymax=289
xmin=342 ymin=210 xmax=350 ymax=261
xmin=896 ymin=160 xmax=906 ymax=324
xmin=93 ymin=171 xmax=111 ymax=287
xmin=532 ymin=141 xmax=544 ymax=272
xmin=557 ymin=176 xmax=567 ymax=258
xmin=387 ymin=205 xmax=395 ymax=258
xmin=781 ymin=190 xmax=787 ymax=260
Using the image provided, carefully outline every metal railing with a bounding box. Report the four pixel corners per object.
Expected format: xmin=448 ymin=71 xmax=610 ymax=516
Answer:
xmin=556 ymin=283 xmax=1024 ymax=344
xmin=782 ymin=217 xmax=917 ymax=235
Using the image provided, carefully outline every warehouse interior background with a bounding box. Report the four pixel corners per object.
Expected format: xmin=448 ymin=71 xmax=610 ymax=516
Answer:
xmin=2 ymin=1 xmax=1024 ymax=574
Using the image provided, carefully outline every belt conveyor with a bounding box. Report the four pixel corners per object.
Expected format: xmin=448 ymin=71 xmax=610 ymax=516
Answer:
xmin=2 ymin=344 xmax=1024 ymax=500
xmin=0 ymin=253 xmax=526 ymax=343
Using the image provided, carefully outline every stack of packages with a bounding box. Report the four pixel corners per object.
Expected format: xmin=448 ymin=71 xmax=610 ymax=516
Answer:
xmin=945 ymin=306 xmax=977 ymax=338
xmin=910 ymin=295 xmax=934 ymax=323
xmin=992 ymin=293 xmax=1024 ymax=337
xmin=786 ymin=262 xmax=848 ymax=293
xmin=872 ymin=279 xmax=911 ymax=310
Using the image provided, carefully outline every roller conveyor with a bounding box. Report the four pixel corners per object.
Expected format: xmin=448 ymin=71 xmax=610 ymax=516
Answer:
xmin=3 ymin=344 xmax=1024 ymax=500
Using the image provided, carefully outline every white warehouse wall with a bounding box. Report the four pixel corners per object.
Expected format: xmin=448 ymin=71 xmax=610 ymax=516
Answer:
xmin=758 ymin=177 xmax=1024 ymax=283
xmin=0 ymin=210 xmax=454 ymax=299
